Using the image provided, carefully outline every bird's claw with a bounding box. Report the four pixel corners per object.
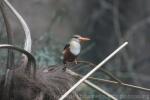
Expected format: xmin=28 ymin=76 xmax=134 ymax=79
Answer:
xmin=63 ymin=66 xmax=67 ymax=71
xmin=75 ymin=59 xmax=78 ymax=64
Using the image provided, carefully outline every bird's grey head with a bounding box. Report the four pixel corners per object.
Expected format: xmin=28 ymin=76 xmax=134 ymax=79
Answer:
xmin=71 ymin=35 xmax=90 ymax=43
xmin=71 ymin=35 xmax=81 ymax=42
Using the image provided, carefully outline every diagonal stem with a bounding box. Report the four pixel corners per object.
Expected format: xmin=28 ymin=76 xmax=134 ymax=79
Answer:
xmin=66 ymin=69 xmax=118 ymax=100
xmin=77 ymin=60 xmax=123 ymax=83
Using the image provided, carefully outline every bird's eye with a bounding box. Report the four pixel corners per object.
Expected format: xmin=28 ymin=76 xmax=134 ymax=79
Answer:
xmin=73 ymin=36 xmax=78 ymax=39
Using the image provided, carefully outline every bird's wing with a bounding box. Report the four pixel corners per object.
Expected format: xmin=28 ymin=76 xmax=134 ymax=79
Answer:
xmin=62 ymin=44 xmax=70 ymax=54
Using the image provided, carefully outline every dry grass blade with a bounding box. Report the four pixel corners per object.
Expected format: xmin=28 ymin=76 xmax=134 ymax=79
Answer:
xmin=3 ymin=0 xmax=34 ymax=78
xmin=0 ymin=44 xmax=36 ymax=78
xmin=0 ymin=1 xmax=14 ymax=69
xmin=3 ymin=0 xmax=31 ymax=52
xmin=0 ymin=1 xmax=15 ymax=88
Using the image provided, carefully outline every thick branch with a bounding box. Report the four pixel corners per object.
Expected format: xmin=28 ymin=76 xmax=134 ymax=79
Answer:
xmin=3 ymin=0 xmax=31 ymax=52
xmin=0 ymin=0 xmax=14 ymax=69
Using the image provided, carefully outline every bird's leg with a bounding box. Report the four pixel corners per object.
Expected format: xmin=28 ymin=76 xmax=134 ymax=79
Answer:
xmin=63 ymin=59 xmax=67 ymax=71
xmin=75 ymin=59 xmax=78 ymax=64
xmin=63 ymin=64 xmax=67 ymax=71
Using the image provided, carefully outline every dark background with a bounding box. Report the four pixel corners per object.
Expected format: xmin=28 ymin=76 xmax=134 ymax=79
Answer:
xmin=0 ymin=0 xmax=150 ymax=99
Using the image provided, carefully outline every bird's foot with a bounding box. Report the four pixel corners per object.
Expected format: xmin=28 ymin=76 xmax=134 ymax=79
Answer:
xmin=75 ymin=59 xmax=78 ymax=64
xmin=63 ymin=64 xmax=67 ymax=71
xmin=63 ymin=66 xmax=66 ymax=71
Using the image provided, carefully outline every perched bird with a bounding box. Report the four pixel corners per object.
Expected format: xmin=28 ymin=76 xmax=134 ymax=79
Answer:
xmin=62 ymin=35 xmax=90 ymax=70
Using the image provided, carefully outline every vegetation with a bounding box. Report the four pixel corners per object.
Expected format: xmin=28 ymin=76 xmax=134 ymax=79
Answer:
xmin=0 ymin=0 xmax=150 ymax=100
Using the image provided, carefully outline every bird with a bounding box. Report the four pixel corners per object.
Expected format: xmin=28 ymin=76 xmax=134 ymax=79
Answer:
xmin=62 ymin=35 xmax=90 ymax=70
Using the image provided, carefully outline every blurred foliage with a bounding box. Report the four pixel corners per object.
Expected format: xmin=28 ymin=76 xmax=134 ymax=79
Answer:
xmin=34 ymin=32 xmax=62 ymax=67
xmin=34 ymin=47 xmax=58 ymax=67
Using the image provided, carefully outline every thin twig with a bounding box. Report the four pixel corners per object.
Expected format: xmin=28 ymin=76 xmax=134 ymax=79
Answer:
xmin=77 ymin=60 xmax=123 ymax=83
xmin=67 ymin=69 xmax=150 ymax=92
xmin=0 ymin=44 xmax=36 ymax=79
xmin=59 ymin=42 xmax=128 ymax=100
xmin=66 ymin=69 xmax=117 ymax=100
xmin=91 ymin=78 xmax=150 ymax=92
xmin=85 ymin=80 xmax=117 ymax=100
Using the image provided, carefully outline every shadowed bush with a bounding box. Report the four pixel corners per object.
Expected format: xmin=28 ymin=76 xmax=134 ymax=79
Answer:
xmin=0 ymin=65 xmax=80 ymax=100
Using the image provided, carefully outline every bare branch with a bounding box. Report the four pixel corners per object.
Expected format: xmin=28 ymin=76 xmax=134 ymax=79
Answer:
xmin=3 ymin=0 xmax=32 ymax=52
xmin=91 ymin=78 xmax=150 ymax=92
xmin=0 ymin=1 xmax=14 ymax=69
xmin=3 ymin=0 xmax=33 ymax=75
xmin=77 ymin=60 xmax=123 ymax=83
xmin=0 ymin=44 xmax=36 ymax=79
xmin=66 ymin=69 xmax=117 ymax=100
xmin=0 ymin=1 xmax=15 ymax=88
xmin=85 ymin=80 xmax=117 ymax=100
xmin=67 ymin=69 xmax=150 ymax=92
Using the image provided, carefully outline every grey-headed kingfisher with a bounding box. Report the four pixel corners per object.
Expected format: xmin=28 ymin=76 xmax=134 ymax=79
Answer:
xmin=62 ymin=35 xmax=90 ymax=70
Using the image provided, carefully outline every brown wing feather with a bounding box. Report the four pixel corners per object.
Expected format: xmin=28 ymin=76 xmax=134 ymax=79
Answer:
xmin=63 ymin=44 xmax=77 ymax=64
xmin=64 ymin=44 xmax=70 ymax=50
xmin=63 ymin=44 xmax=70 ymax=54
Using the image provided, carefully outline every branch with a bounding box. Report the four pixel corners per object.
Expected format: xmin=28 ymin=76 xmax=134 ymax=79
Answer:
xmin=84 ymin=80 xmax=117 ymax=100
xmin=91 ymin=78 xmax=150 ymax=92
xmin=0 ymin=1 xmax=15 ymax=87
xmin=3 ymin=0 xmax=33 ymax=75
xmin=0 ymin=1 xmax=14 ymax=68
xmin=67 ymin=69 xmax=150 ymax=92
xmin=59 ymin=42 xmax=128 ymax=100
xmin=66 ymin=69 xmax=117 ymax=100
xmin=0 ymin=44 xmax=36 ymax=79
xmin=77 ymin=60 xmax=123 ymax=83
xmin=3 ymin=0 xmax=31 ymax=52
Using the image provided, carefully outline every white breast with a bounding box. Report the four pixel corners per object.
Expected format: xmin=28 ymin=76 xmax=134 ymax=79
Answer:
xmin=70 ymin=41 xmax=81 ymax=55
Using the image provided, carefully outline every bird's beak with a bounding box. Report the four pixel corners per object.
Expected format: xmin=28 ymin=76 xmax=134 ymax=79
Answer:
xmin=79 ymin=36 xmax=90 ymax=41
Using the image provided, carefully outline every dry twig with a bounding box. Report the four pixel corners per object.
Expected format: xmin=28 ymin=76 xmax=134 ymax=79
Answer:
xmin=0 ymin=44 xmax=36 ymax=78
xmin=2 ymin=0 xmax=34 ymax=78
xmin=3 ymin=0 xmax=32 ymax=52
xmin=67 ymin=69 xmax=150 ymax=92
xmin=66 ymin=69 xmax=118 ymax=100
xmin=77 ymin=60 xmax=123 ymax=83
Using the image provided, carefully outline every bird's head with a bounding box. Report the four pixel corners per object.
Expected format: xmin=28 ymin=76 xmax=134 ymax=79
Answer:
xmin=71 ymin=35 xmax=90 ymax=43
